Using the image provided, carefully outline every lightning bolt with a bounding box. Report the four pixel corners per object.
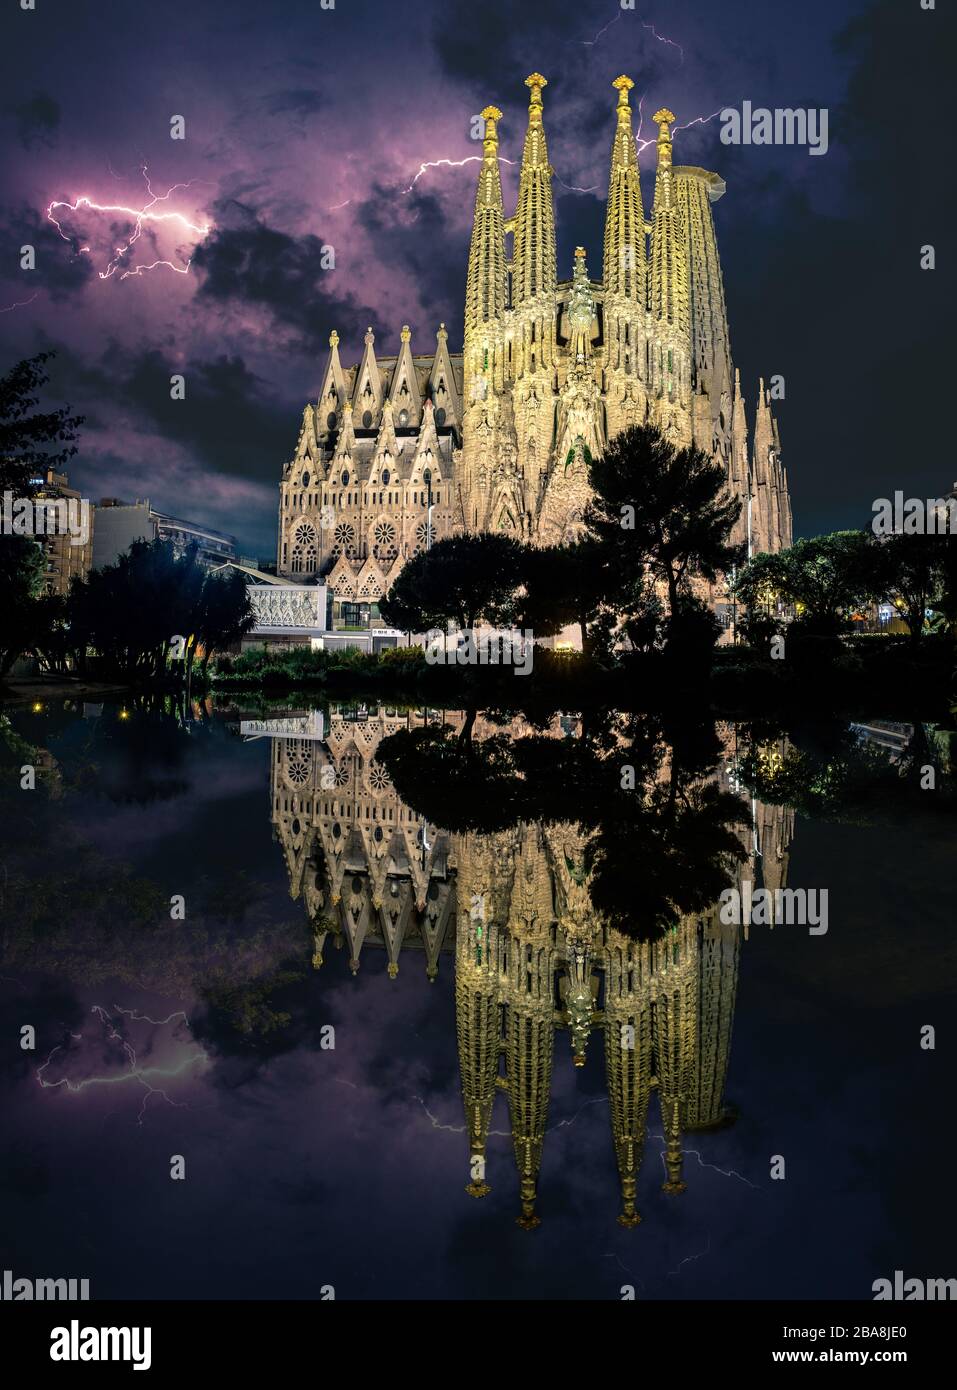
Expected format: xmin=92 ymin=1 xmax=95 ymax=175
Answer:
xmin=553 ymin=174 xmax=601 ymax=195
xmin=580 ymin=10 xmax=622 ymax=46
xmin=578 ymin=7 xmax=684 ymax=61
xmin=0 ymin=293 xmax=39 ymax=314
xmin=641 ymin=20 xmax=685 ymax=63
xmin=404 ymin=155 xmax=517 ymax=194
xmin=650 ymin=1131 xmax=761 ymax=1189
xmin=673 ymin=108 xmax=726 ymax=138
xmin=35 ymin=1002 xmax=207 ymax=1126
xmin=46 ymin=165 xmax=211 ymax=281
xmin=667 ymin=1236 xmax=711 ymax=1279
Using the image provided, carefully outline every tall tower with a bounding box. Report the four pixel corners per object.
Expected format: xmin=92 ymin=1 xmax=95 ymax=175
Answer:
xmin=602 ymin=76 xmax=649 ymax=443
xmin=673 ymin=166 xmax=733 ymax=445
xmin=512 ymin=73 xmax=557 ymax=367
xmin=277 ymin=69 xmax=795 ymax=618
xmin=463 ymin=106 xmax=507 ymax=403
xmin=649 ymin=109 xmax=692 ymax=441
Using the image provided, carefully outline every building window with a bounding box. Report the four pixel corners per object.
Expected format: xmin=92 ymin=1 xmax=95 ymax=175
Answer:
xmin=290 ymin=519 xmax=319 ymax=574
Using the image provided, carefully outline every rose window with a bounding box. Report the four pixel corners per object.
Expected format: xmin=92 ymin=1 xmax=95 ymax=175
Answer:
xmin=369 ymin=763 xmax=391 ymax=791
xmin=287 ymin=753 xmax=311 ymax=785
xmin=414 ymin=520 xmax=432 ymax=550
xmin=373 ymin=520 xmax=397 ymax=557
xmin=333 ymin=522 xmax=358 ymax=556
xmin=290 ymin=520 xmax=318 ymax=574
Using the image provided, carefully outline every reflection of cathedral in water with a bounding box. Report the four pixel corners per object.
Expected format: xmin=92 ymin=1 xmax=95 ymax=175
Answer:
xmin=266 ymin=708 xmax=794 ymax=1226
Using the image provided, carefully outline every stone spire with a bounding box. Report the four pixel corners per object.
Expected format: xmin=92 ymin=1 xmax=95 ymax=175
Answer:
xmin=602 ymin=76 xmax=646 ymax=305
xmin=317 ymin=328 xmax=348 ymax=432
xmin=513 ymin=74 xmax=557 ymax=310
xmin=673 ymin=166 xmax=732 ymax=403
xmin=351 ymin=326 xmax=383 ymax=426
xmin=464 ymin=106 xmax=506 ymax=391
xmin=650 ymin=110 xmax=690 ymax=337
xmin=429 ymin=323 xmax=462 ymax=432
xmin=388 ymin=324 xmax=422 ymax=428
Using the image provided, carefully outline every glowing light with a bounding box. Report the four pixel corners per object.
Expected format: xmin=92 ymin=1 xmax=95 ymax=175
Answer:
xmin=580 ymin=10 xmax=622 ymax=46
xmin=673 ymin=108 xmax=726 ymax=138
xmin=553 ymin=174 xmax=600 ymax=195
xmin=46 ymin=166 xmax=211 ymax=281
xmin=641 ymin=20 xmax=685 ymax=63
xmin=404 ymin=155 xmax=517 ymax=194
xmin=36 ymin=1002 xmax=208 ymax=1126
xmin=0 ymin=293 xmax=39 ymax=314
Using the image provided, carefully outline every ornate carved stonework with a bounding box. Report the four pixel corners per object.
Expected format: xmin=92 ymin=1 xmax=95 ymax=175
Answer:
xmin=275 ymin=74 xmax=792 ymax=604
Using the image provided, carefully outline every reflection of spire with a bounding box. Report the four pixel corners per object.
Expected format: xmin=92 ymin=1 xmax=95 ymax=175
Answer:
xmin=604 ymin=932 xmax=653 ymax=1226
xmin=684 ymin=909 xmax=741 ymax=1131
xmin=653 ymin=921 xmax=697 ymax=1194
xmin=504 ymin=825 xmax=555 ymax=1229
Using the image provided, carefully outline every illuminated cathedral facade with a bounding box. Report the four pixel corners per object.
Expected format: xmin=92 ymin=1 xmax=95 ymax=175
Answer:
xmin=277 ymin=73 xmax=792 ymax=614
xmin=265 ymin=707 xmax=794 ymax=1228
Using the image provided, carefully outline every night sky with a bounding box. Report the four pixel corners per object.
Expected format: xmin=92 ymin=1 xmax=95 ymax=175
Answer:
xmin=1 ymin=0 xmax=952 ymax=559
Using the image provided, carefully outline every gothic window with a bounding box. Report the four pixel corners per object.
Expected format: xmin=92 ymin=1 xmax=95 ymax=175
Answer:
xmin=381 ymin=468 xmax=390 ymax=485
xmin=372 ymin=519 xmax=398 ymax=559
xmin=290 ymin=519 xmax=319 ymax=574
xmin=398 ymin=408 xmax=409 ymax=426
xmin=369 ymin=763 xmax=391 ymax=791
xmin=362 ymin=410 xmax=373 ymax=429
xmin=286 ymin=741 xmax=312 ymax=786
xmin=341 ymin=469 xmax=350 ymax=486
xmin=333 ymin=521 xmax=358 ymax=557
xmin=435 ymin=407 xmax=446 ymax=427
xmin=327 ymin=412 xmax=337 ymax=430
xmin=301 ymin=470 xmax=310 ymax=488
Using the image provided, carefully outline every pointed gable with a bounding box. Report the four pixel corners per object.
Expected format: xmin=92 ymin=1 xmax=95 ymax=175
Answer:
xmin=351 ymin=326 xmax=383 ymax=428
xmin=429 ymin=323 xmax=463 ymax=432
xmin=409 ymin=399 xmax=442 ymax=483
xmin=368 ymin=398 xmax=399 ymax=484
xmin=317 ymin=329 xmax=348 ymax=434
xmin=388 ymin=325 xmax=423 ymax=429
xmin=332 ymin=400 xmax=357 ymax=462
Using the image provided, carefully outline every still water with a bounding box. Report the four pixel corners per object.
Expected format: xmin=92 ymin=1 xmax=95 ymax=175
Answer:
xmin=1 ymin=698 xmax=954 ymax=1300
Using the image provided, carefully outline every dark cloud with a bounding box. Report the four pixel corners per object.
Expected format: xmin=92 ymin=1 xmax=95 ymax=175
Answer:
xmin=192 ymin=199 xmax=374 ymax=351
xmin=262 ymin=87 xmax=324 ymax=119
xmin=10 ymin=91 xmax=60 ymax=150
xmin=0 ymin=203 xmax=94 ymax=302
xmin=431 ymin=0 xmax=580 ymax=91
xmin=355 ymin=182 xmax=465 ymax=339
xmin=109 ymin=345 xmax=294 ymax=483
xmin=37 ymin=340 xmax=293 ymax=489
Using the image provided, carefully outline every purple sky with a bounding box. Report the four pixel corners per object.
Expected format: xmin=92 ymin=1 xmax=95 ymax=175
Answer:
xmin=1 ymin=0 xmax=951 ymax=557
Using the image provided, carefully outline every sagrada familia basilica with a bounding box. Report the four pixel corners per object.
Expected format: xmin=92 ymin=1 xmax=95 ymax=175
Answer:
xmin=277 ymin=73 xmax=792 ymax=611
xmin=265 ymin=706 xmax=794 ymax=1228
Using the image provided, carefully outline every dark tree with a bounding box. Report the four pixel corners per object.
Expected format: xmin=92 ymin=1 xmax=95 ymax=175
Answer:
xmin=735 ymin=531 xmax=879 ymax=636
xmin=517 ymin=538 xmax=614 ymax=658
xmin=0 ymin=353 xmax=84 ymax=494
xmin=379 ymin=533 xmax=527 ymax=633
xmin=585 ymin=424 xmax=743 ymax=618
xmin=0 ymin=536 xmax=45 ymax=675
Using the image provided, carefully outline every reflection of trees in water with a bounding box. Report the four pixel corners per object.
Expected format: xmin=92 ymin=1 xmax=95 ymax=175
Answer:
xmin=267 ymin=704 xmax=796 ymax=1227
xmin=378 ymin=708 xmax=750 ymax=941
